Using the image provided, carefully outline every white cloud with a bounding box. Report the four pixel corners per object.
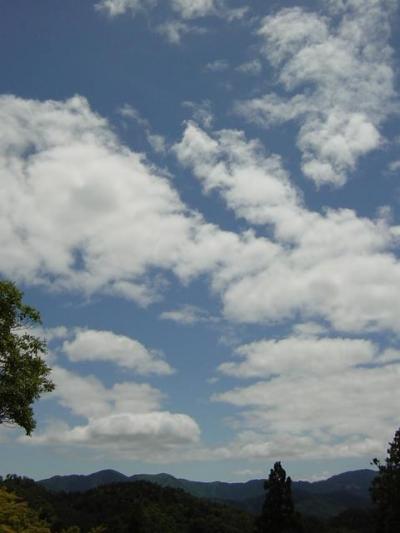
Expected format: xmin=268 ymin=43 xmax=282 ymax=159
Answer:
xmin=24 ymin=366 xmax=200 ymax=460
xmin=0 ymin=95 xmax=254 ymax=304
xmin=174 ymin=122 xmax=400 ymax=333
xmin=174 ymin=122 xmax=299 ymax=228
xmin=156 ymin=20 xmax=195 ymax=44
xmin=212 ymin=332 xmax=400 ymax=460
xmin=95 ymin=0 xmax=155 ymax=17
xmin=236 ymin=59 xmax=262 ymax=75
xmin=97 ymin=0 xmax=247 ymax=43
xmin=236 ymin=1 xmax=397 ymax=186
xmin=29 ymin=412 xmax=199 ymax=450
xmin=182 ymin=100 xmax=214 ymax=128
xmin=2 ymin=97 xmax=291 ymax=332
xmin=205 ymin=59 xmax=229 ymax=72
xmin=27 ymin=325 xmax=68 ymax=344
xmin=62 ymin=328 xmax=173 ymax=375
xmin=170 ymin=0 xmax=217 ymax=19
xmin=50 ymin=366 xmax=164 ymax=419
xmin=388 ymin=160 xmax=400 ymax=173
xmin=118 ymin=103 xmax=148 ymax=125
xmin=160 ymin=304 xmax=211 ymax=325
xmin=292 ymin=322 xmax=328 ymax=337
xmin=97 ymin=0 xmax=243 ymax=21
xmin=207 ymin=430 xmax=384 ymax=462
xmin=218 ymin=335 xmax=377 ymax=378
xmin=170 ymin=0 xmax=246 ymax=21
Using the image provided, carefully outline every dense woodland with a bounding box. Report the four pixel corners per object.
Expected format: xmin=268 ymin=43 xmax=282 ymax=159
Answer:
xmin=0 ymin=473 xmax=380 ymax=533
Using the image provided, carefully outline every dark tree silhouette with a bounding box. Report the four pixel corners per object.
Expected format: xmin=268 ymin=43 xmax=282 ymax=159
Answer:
xmin=0 ymin=280 xmax=54 ymax=434
xmin=256 ymin=461 xmax=303 ymax=533
xmin=371 ymin=428 xmax=400 ymax=533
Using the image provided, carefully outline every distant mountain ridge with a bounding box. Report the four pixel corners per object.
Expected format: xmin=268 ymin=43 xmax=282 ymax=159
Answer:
xmin=39 ymin=468 xmax=376 ymax=518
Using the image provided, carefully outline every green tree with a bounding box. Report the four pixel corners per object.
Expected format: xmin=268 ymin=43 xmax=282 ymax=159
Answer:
xmin=256 ymin=462 xmax=303 ymax=533
xmin=0 ymin=486 xmax=51 ymax=532
xmin=371 ymin=428 xmax=400 ymax=533
xmin=0 ymin=280 xmax=54 ymax=435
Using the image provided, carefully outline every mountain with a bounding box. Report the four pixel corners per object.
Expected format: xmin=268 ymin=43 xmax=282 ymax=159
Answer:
xmin=39 ymin=468 xmax=377 ymax=518
xmin=131 ymin=473 xmax=265 ymax=501
xmin=225 ymin=471 xmax=375 ymax=519
xmin=2 ymin=476 xmax=255 ymax=533
xmin=295 ymin=469 xmax=376 ymax=497
xmin=39 ymin=469 xmax=128 ymax=493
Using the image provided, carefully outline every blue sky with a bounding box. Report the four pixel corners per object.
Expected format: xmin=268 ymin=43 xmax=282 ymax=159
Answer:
xmin=1 ymin=0 xmax=400 ymax=483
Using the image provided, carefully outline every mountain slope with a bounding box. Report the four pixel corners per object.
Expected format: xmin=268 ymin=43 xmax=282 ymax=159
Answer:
xmin=39 ymin=468 xmax=377 ymax=518
xmin=4 ymin=476 xmax=255 ymax=533
xmin=40 ymin=469 xmax=128 ymax=493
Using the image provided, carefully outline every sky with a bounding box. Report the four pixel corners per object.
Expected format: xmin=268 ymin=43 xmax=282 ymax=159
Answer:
xmin=1 ymin=0 xmax=400 ymax=483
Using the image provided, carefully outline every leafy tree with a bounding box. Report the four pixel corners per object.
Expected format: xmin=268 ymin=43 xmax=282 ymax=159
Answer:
xmin=0 ymin=280 xmax=54 ymax=435
xmin=371 ymin=428 xmax=400 ymax=533
xmin=0 ymin=486 xmax=51 ymax=532
xmin=256 ymin=461 xmax=303 ymax=533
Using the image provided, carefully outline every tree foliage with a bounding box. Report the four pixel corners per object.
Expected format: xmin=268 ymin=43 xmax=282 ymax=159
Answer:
xmin=371 ymin=428 xmax=400 ymax=532
xmin=0 ymin=280 xmax=54 ymax=435
xmin=1 ymin=476 xmax=254 ymax=533
xmin=0 ymin=473 xmax=380 ymax=533
xmin=0 ymin=485 xmax=51 ymax=532
xmin=256 ymin=461 xmax=303 ymax=533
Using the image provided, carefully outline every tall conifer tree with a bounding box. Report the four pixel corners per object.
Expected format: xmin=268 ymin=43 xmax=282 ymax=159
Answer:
xmin=256 ymin=462 xmax=303 ymax=533
xmin=371 ymin=428 xmax=400 ymax=532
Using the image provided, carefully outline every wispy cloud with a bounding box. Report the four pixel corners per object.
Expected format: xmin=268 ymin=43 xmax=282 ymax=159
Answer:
xmin=96 ymin=0 xmax=248 ymax=42
xmin=160 ymin=304 xmax=212 ymax=325
xmin=205 ymin=59 xmax=229 ymax=72
xmin=236 ymin=0 xmax=397 ymax=186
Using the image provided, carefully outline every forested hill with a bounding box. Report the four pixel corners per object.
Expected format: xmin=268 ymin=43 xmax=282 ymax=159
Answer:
xmin=38 ymin=468 xmax=376 ymax=519
xmin=1 ymin=476 xmax=255 ymax=533
xmin=39 ymin=469 xmax=375 ymax=498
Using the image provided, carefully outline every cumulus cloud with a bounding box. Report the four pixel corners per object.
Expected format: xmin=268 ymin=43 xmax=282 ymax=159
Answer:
xmin=24 ymin=366 xmax=200 ymax=459
xmin=212 ymin=331 xmax=400 ymax=460
xmin=62 ymin=328 xmax=173 ymax=374
xmin=174 ymin=122 xmax=400 ymax=333
xmin=49 ymin=366 xmax=164 ymax=419
xmin=4 ymin=93 xmax=400 ymax=463
xmin=174 ymin=121 xmax=299 ymax=227
xmin=0 ymin=95 xmax=183 ymax=301
xmin=207 ymin=429 xmax=385 ymax=462
xmin=236 ymin=0 xmax=397 ymax=186
xmin=218 ymin=335 xmax=378 ymax=378
xmin=2 ymin=96 xmax=297 ymax=325
xmin=0 ymin=95 xmax=264 ymax=304
xmin=29 ymin=412 xmax=199 ymax=453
